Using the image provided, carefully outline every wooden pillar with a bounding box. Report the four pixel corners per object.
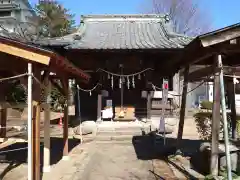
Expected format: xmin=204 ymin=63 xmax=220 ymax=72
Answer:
xmin=32 ymin=69 xmax=41 ymax=180
xmin=211 ymin=58 xmax=221 ymax=176
xmin=63 ymin=78 xmax=69 ymax=160
xmin=227 ymin=77 xmax=237 ymax=139
xmin=97 ymin=94 xmax=102 ymax=122
xmin=177 ymin=66 xmax=189 ymax=144
xmin=33 ymin=103 xmax=41 ymax=180
xmin=32 ymin=106 xmax=36 ymax=180
xmin=147 ymin=91 xmax=151 ymax=121
xmin=43 ymin=73 xmax=51 ymax=172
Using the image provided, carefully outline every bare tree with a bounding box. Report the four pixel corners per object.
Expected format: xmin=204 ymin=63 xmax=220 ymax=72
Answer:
xmin=146 ymin=0 xmax=211 ymax=36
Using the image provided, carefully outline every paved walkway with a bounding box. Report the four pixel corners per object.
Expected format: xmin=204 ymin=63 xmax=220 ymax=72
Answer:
xmin=74 ymin=143 xmax=156 ymax=180
xmin=2 ymin=118 xmax=199 ymax=180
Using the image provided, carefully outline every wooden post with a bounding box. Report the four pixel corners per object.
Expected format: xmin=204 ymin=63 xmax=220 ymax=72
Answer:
xmin=147 ymin=91 xmax=151 ymax=121
xmin=32 ymin=106 xmax=36 ymax=180
xmin=43 ymin=73 xmax=51 ymax=172
xmin=34 ymin=103 xmax=41 ymax=180
xmin=219 ymin=55 xmax=232 ymax=180
xmin=0 ymin=109 xmax=7 ymax=138
xmin=97 ymin=94 xmax=102 ymax=122
xmin=32 ymin=69 xmax=41 ymax=180
xmin=227 ymin=77 xmax=237 ymax=139
xmin=63 ymin=78 xmax=69 ymax=160
xmin=210 ymin=58 xmax=221 ymax=176
xmin=177 ymin=66 xmax=189 ymax=145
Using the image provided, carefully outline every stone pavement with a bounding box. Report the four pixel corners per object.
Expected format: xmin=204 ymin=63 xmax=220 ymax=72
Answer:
xmin=73 ymin=143 xmax=157 ymax=180
xmin=42 ymin=141 xmax=158 ymax=180
xmin=42 ymin=118 xmax=200 ymax=180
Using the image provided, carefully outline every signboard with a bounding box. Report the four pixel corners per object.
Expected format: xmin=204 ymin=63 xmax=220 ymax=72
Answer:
xmin=159 ymin=79 xmax=169 ymax=144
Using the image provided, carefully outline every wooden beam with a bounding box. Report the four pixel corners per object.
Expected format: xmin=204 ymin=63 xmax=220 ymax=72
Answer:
xmin=211 ymin=57 xmax=221 ymax=176
xmin=50 ymin=78 xmax=65 ymax=96
xmin=179 ymin=47 xmax=216 ymax=69
xmin=177 ymin=66 xmax=189 ymax=146
xmin=188 ymin=66 xmax=215 ymax=82
xmin=0 ymin=43 xmax=50 ymax=65
xmin=187 ymin=65 xmax=240 ymax=82
xmin=200 ymin=25 xmax=240 ymax=47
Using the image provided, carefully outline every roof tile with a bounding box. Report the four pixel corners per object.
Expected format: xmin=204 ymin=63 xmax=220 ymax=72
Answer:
xmin=39 ymin=14 xmax=194 ymax=49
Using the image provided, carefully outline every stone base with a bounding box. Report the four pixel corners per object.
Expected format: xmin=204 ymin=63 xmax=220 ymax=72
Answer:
xmin=62 ymin=156 xmax=69 ymax=161
xmin=191 ymin=142 xmax=240 ymax=175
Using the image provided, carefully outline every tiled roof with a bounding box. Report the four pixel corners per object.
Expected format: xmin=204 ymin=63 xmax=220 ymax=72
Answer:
xmin=39 ymin=14 xmax=193 ymax=50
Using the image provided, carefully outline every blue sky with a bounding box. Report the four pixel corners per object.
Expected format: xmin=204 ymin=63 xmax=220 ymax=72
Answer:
xmin=30 ymin=0 xmax=240 ymax=30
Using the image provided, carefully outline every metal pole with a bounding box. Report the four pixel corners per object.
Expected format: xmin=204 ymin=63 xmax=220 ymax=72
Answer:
xmin=27 ymin=63 xmax=33 ymax=180
xmin=218 ymin=55 xmax=232 ymax=180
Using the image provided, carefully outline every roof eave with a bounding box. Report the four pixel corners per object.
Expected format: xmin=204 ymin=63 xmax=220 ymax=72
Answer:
xmin=199 ymin=23 xmax=240 ymax=47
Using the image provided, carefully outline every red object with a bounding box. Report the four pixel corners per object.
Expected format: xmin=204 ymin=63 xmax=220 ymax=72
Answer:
xmin=164 ymin=83 xmax=168 ymax=89
xmin=59 ymin=116 xmax=63 ymax=127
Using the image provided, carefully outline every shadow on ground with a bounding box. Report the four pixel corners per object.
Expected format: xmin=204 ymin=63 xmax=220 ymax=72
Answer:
xmin=132 ymin=132 xmax=207 ymax=179
xmin=0 ymin=137 xmax=80 ymax=179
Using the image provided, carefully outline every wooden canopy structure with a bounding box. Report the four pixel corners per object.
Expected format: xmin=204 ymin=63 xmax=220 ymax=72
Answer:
xmin=0 ymin=35 xmax=90 ymax=180
xmin=176 ymin=23 xmax=240 ymax=176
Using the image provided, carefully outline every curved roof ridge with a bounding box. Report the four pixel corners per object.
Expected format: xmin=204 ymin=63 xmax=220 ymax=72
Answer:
xmin=81 ymin=14 xmax=169 ymax=22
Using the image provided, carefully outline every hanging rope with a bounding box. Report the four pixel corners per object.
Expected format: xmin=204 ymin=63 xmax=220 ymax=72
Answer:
xmin=0 ymin=144 xmax=44 ymax=155
xmin=77 ymin=83 xmax=102 ymax=96
xmin=97 ymin=68 xmax=153 ymax=77
xmin=151 ymin=80 xmax=207 ymax=97
xmin=224 ymin=74 xmax=240 ymax=79
xmin=32 ymin=74 xmax=47 ymax=89
xmin=0 ymin=73 xmax=28 ymax=82
xmin=77 ymin=83 xmax=102 ymax=92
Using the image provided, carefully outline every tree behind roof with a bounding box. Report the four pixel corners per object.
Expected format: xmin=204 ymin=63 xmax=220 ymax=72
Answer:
xmin=145 ymin=0 xmax=211 ymax=36
xmin=35 ymin=0 xmax=75 ymax=38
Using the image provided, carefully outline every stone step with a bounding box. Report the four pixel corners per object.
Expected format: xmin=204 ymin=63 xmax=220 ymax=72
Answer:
xmin=95 ymin=135 xmax=136 ymax=141
xmin=97 ymin=130 xmax=143 ymax=135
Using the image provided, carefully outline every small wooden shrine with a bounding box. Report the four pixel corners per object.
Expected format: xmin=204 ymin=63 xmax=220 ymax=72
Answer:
xmin=39 ymin=14 xmax=192 ymax=122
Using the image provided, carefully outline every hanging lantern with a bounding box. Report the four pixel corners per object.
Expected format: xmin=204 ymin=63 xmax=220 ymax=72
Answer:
xmin=132 ymin=76 xmax=135 ymax=88
xmin=138 ymin=73 xmax=141 ymax=80
xmin=89 ymin=91 xmax=92 ymax=96
xmin=127 ymin=76 xmax=130 ymax=89
xmin=111 ymin=76 xmax=114 ymax=89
